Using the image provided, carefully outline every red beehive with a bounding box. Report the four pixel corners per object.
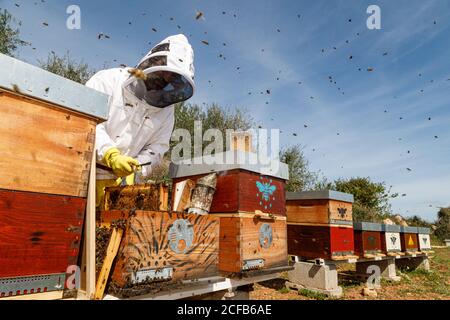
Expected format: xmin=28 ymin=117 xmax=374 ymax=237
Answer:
xmin=400 ymin=226 xmax=420 ymax=253
xmin=286 ymin=191 xmax=357 ymax=260
xmin=353 ymin=222 xmax=385 ymax=258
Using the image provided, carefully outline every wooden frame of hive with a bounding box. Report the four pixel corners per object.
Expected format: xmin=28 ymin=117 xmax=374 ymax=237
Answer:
xmin=0 ymin=53 xmax=108 ymax=300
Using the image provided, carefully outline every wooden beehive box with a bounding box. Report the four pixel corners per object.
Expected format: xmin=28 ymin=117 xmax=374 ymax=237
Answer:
xmin=170 ymin=151 xmax=289 ymax=215
xmin=353 ymin=222 xmax=385 ymax=258
xmin=417 ymin=227 xmax=432 ymax=251
xmin=287 ymin=224 xmax=355 ymax=260
xmin=0 ymin=54 xmax=108 ymax=298
xmin=286 ymin=190 xmax=354 ymax=226
xmin=218 ymin=213 xmax=288 ymax=275
xmin=400 ymin=226 xmax=419 ymax=253
xmin=99 ymin=210 xmax=220 ymax=298
xmin=380 ymin=224 xmax=402 ymax=256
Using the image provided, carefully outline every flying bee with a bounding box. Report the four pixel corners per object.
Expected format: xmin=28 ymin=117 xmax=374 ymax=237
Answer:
xmin=128 ymin=68 xmax=147 ymax=81
xmin=195 ymin=11 xmax=204 ymax=20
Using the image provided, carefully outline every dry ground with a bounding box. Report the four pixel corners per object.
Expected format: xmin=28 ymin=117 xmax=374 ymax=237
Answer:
xmin=250 ymin=247 xmax=450 ymax=300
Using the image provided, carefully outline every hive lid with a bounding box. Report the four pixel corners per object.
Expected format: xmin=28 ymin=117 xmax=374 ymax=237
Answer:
xmin=0 ymin=53 xmax=109 ymax=121
xmin=286 ymin=190 xmax=354 ymax=203
xmin=381 ymin=224 xmax=401 ymax=233
xmin=417 ymin=227 xmax=431 ymax=235
xmin=400 ymin=226 xmax=419 ymax=234
xmin=354 ymin=222 xmax=383 ymax=232
xmin=169 ymin=151 xmax=289 ymax=180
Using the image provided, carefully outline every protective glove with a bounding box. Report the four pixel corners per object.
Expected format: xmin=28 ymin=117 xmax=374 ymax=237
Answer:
xmin=103 ymin=148 xmax=140 ymax=178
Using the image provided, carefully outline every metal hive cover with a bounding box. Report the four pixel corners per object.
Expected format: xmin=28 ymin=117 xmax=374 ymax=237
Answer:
xmin=354 ymin=222 xmax=383 ymax=232
xmin=0 ymin=53 xmax=109 ymax=120
xmin=286 ymin=190 xmax=354 ymax=203
xmin=400 ymin=226 xmax=419 ymax=234
xmin=381 ymin=224 xmax=401 ymax=233
xmin=169 ymin=151 xmax=289 ymax=180
xmin=417 ymin=227 xmax=431 ymax=235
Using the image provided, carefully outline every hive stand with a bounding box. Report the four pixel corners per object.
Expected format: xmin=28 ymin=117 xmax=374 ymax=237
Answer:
xmin=287 ymin=253 xmax=432 ymax=297
xmin=102 ymin=273 xmax=280 ymax=300
xmin=286 ymin=260 xmax=343 ymax=298
xmin=395 ymin=255 xmax=430 ymax=272
xmin=355 ymin=258 xmax=401 ymax=282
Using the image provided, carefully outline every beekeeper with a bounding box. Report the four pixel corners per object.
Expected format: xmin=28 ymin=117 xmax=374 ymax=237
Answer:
xmin=86 ymin=34 xmax=195 ymax=207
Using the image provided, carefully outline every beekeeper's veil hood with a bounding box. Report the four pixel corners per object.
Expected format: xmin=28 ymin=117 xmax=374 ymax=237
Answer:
xmin=123 ymin=34 xmax=195 ymax=108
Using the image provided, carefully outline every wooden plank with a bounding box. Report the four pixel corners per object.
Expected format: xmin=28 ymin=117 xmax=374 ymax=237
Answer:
xmin=287 ymin=224 xmax=331 ymax=259
xmin=173 ymin=179 xmax=195 ymax=212
xmin=0 ymin=189 xmax=85 ymax=278
xmin=94 ymin=228 xmax=123 ymax=300
xmin=0 ymin=91 xmax=97 ymax=197
xmin=84 ymin=150 xmax=96 ymax=300
xmin=286 ymin=199 xmax=329 ymax=224
xmin=110 ymin=211 xmax=220 ymax=292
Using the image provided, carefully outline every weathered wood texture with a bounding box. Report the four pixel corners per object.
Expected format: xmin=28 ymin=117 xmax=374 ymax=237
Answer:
xmin=173 ymin=170 xmax=286 ymax=215
xmin=104 ymin=184 xmax=169 ymax=212
xmin=0 ymin=91 xmax=97 ymax=197
xmin=400 ymin=233 xmax=419 ymax=252
xmin=101 ymin=211 xmax=219 ymax=289
xmin=0 ymin=189 xmax=85 ymax=278
xmin=354 ymin=231 xmax=383 ymax=255
xmin=219 ymin=214 xmax=288 ymax=274
xmin=286 ymin=199 xmax=353 ymax=225
xmin=381 ymin=232 xmax=402 ymax=253
xmin=173 ymin=179 xmax=195 ymax=212
xmin=287 ymin=224 xmax=355 ymax=259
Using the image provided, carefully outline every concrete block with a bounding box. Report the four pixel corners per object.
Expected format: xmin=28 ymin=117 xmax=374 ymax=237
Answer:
xmin=356 ymin=258 xmax=401 ymax=283
xmin=395 ymin=256 xmax=430 ymax=272
xmin=287 ymin=262 xmax=343 ymax=298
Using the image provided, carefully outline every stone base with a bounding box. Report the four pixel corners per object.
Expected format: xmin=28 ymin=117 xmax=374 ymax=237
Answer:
xmin=356 ymin=258 xmax=401 ymax=283
xmin=395 ymin=256 xmax=430 ymax=272
xmin=287 ymin=262 xmax=343 ymax=298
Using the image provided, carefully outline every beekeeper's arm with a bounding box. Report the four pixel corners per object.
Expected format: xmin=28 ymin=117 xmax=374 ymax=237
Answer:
xmin=85 ymin=70 xmax=117 ymax=162
xmin=136 ymin=108 xmax=175 ymax=177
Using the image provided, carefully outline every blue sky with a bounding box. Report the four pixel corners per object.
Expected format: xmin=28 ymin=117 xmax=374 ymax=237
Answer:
xmin=2 ymin=0 xmax=449 ymax=221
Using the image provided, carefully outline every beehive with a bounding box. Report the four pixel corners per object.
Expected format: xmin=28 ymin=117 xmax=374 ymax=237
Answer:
xmin=218 ymin=213 xmax=288 ymax=274
xmin=417 ymin=227 xmax=432 ymax=251
xmin=287 ymin=224 xmax=355 ymax=260
xmin=170 ymin=151 xmax=289 ymax=215
xmin=380 ymin=224 xmax=402 ymax=256
xmin=353 ymin=222 xmax=385 ymax=258
xmin=99 ymin=210 xmax=220 ymax=297
xmin=286 ymin=191 xmax=356 ymax=260
xmin=170 ymin=152 xmax=290 ymax=275
xmin=400 ymin=226 xmax=419 ymax=253
xmin=0 ymin=54 xmax=108 ymax=298
xmin=286 ymin=191 xmax=354 ymax=226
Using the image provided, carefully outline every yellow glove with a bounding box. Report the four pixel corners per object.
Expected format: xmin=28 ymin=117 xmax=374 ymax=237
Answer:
xmin=103 ymin=148 xmax=140 ymax=178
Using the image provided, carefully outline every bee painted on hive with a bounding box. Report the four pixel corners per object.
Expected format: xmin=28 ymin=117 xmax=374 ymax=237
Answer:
xmin=256 ymin=177 xmax=277 ymax=210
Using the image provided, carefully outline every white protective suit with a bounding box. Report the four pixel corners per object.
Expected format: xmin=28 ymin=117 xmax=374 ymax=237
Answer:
xmin=86 ymin=34 xmax=195 ymax=180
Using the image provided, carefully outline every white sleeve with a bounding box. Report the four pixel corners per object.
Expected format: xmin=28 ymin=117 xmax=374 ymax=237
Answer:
xmin=136 ymin=108 xmax=175 ymax=177
xmin=85 ymin=72 xmax=117 ymax=162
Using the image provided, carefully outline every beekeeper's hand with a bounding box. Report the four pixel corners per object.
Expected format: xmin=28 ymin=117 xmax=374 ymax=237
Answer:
xmin=103 ymin=148 xmax=140 ymax=178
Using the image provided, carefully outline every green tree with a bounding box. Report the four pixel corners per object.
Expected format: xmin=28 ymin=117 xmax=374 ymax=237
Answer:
xmin=331 ymin=177 xmax=398 ymax=222
xmin=280 ymin=145 xmax=320 ymax=192
xmin=435 ymin=207 xmax=450 ymax=242
xmin=0 ymin=9 xmax=28 ymax=56
xmin=171 ymin=103 xmax=254 ymax=155
xmin=38 ymin=51 xmax=95 ymax=84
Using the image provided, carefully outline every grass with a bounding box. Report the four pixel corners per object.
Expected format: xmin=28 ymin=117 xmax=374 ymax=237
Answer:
xmin=298 ymin=289 xmax=330 ymax=300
